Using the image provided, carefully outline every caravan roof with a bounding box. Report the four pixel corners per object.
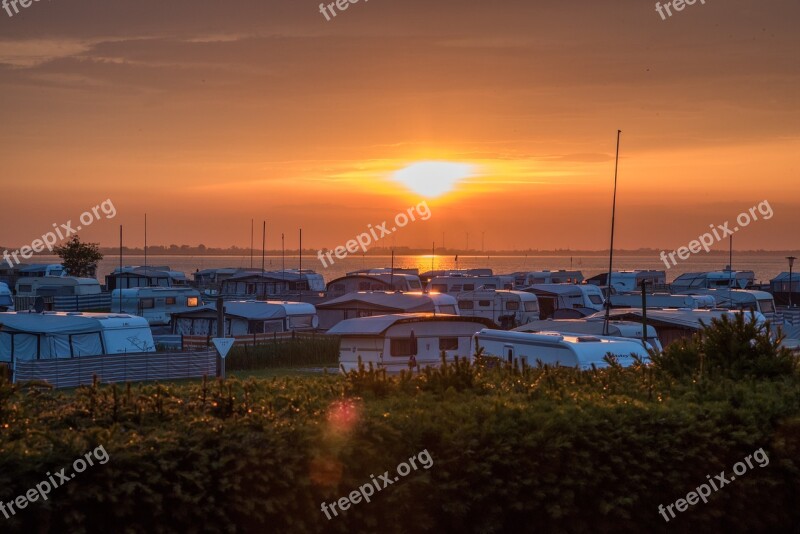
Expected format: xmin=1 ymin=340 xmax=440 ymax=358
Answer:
xmin=328 ymin=313 xmax=494 ymax=336
xmin=177 ymin=300 xmax=316 ymax=320
xmin=319 ymin=291 xmax=456 ymax=311
xmin=0 ymin=311 xmax=148 ymax=334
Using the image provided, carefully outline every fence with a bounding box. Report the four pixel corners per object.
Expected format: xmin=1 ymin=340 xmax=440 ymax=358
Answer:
xmin=181 ymin=331 xmax=337 ymax=351
xmin=11 ymin=350 xmax=216 ymax=388
xmin=14 ymin=294 xmax=112 ymax=312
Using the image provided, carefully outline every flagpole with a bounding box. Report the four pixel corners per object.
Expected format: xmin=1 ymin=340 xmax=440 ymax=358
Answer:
xmin=603 ymin=130 xmax=622 ymax=336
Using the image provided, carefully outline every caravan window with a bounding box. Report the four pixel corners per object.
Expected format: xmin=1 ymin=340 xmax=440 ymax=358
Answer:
xmin=758 ymin=299 xmax=775 ymax=314
xmin=19 ymin=285 xmax=32 ymax=293
xmin=588 ymin=295 xmax=603 ymax=305
xmin=439 ymin=305 xmax=457 ymax=315
xmin=463 ymin=284 xmax=475 ymax=291
xmin=187 ymin=297 xmax=199 ymax=307
xmin=140 ymin=298 xmax=155 ymax=309
xmin=458 ymin=300 xmax=474 ymax=310
xmin=524 ymin=301 xmax=538 ymax=312
xmin=431 ymin=284 xmax=448 ymax=293
xmin=506 ymin=301 xmax=520 ymax=311
xmin=390 ymin=338 xmax=415 ymax=357
xmin=439 ymin=337 xmax=459 ymax=351
xmin=478 ymin=300 xmax=491 ymax=307
xmin=409 ymin=280 xmax=422 ymax=289
xmin=288 ymin=315 xmax=315 ymax=329
xmin=483 ymin=284 xmax=497 ymax=290
xmin=165 ymin=297 xmax=177 ymax=305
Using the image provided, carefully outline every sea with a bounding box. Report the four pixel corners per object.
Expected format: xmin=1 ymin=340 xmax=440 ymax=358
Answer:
xmin=30 ymin=253 xmax=792 ymax=286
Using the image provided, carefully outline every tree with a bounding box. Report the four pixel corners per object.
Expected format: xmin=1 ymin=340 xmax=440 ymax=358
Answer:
xmin=53 ymin=235 xmax=103 ymax=278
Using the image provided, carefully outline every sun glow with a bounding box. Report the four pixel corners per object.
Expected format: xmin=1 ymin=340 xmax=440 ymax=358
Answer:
xmin=391 ymin=161 xmax=474 ymax=198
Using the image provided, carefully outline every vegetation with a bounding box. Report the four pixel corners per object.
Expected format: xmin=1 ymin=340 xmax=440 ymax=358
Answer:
xmin=0 ymin=317 xmax=798 ymax=533
xmin=53 ymin=235 xmax=103 ymax=278
xmin=225 ymin=336 xmax=339 ymax=371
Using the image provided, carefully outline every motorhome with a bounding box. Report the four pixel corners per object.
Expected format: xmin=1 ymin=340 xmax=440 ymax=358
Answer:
xmin=609 ymin=293 xmax=715 ymax=310
xmin=329 ymin=313 xmax=495 ymax=373
xmin=0 ymin=282 xmax=13 ymax=311
xmin=326 ymin=273 xmax=423 ymax=298
xmin=513 ymin=318 xmax=663 ymax=351
xmin=0 ymin=311 xmax=155 ymax=361
xmin=510 ymin=270 xmax=584 ymax=288
xmin=586 ymin=270 xmax=666 ymax=292
xmin=671 ymin=270 xmax=755 ymax=291
xmin=347 ymin=268 xmax=420 ymax=277
xmin=16 ymin=277 xmax=102 ymax=297
xmin=111 ymin=287 xmax=203 ymax=325
xmin=427 ymin=275 xmax=514 ymax=294
xmin=521 ymin=284 xmax=605 ymax=319
xmin=171 ymin=300 xmax=319 ymax=336
xmin=456 ymin=290 xmax=539 ymax=329
xmin=474 ymin=329 xmax=652 ymax=369
xmin=317 ymin=291 xmax=458 ymax=330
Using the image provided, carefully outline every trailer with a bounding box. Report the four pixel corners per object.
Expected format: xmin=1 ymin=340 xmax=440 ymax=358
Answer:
xmin=329 ymin=313 xmax=494 ymax=373
xmin=474 ymin=329 xmax=652 ymax=369
xmin=111 ymin=287 xmax=203 ymax=325
xmin=456 ymin=289 xmax=539 ymax=328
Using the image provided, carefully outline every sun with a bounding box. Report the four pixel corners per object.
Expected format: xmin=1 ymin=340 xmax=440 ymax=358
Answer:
xmin=391 ymin=161 xmax=474 ymax=198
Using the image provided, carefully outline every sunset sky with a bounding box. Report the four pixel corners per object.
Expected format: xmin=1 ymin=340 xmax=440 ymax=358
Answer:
xmin=0 ymin=0 xmax=797 ymax=251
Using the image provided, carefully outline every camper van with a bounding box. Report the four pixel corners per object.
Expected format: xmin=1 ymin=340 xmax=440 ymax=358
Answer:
xmin=329 ymin=313 xmax=495 ymax=373
xmin=111 ymin=287 xmax=203 ymax=325
xmin=510 ymin=270 xmax=584 ymax=288
xmin=474 ymin=329 xmax=652 ymax=369
xmin=428 ymin=275 xmax=514 ymax=294
xmin=609 ymin=293 xmax=715 ymax=310
xmin=456 ymin=290 xmax=539 ymax=328
xmin=522 ymin=284 xmax=605 ymax=318
xmin=16 ymin=277 xmax=102 ymax=297
xmin=0 ymin=282 xmax=13 ymax=311
xmin=0 ymin=311 xmax=155 ymax=361
xmin=586 ymin=270 xmax=666 ymax=292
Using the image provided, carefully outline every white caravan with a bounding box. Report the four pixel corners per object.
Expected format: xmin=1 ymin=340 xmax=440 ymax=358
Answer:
xmin=0 ymin=311 xmax=155 ymax=361
xmin=428 ymin=275 xmax=514 ymax=294
xmin=522 ymin=284 xmax=605 ymax=318
xmin=329 ymin=313 xmax=495 ymax=373
xmin=474 ymin=329 xmax=653 ymax=369
xmin=16 ymin=277 xmax=101 ymax=297
xmin=513 ymin=319 xmax=663 ymax=351
xmin=586 ymin=270 xmax=667 ymax=292
xmin=609 ymin=293 xmax=715 ymax=310
xmin=682 ymin=289 xmax=776 ymax=316
xmin=671 ymin=270 xmax=755 ymax=291
xmin=456 ymin=290 xmax=539 ymax=328
xmin=111 ymin=287 xmax=203 ymax=325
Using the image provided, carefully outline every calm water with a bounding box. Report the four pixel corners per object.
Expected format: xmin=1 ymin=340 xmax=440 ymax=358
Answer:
xmin=32 ymin=253 xmax=791 ymax=285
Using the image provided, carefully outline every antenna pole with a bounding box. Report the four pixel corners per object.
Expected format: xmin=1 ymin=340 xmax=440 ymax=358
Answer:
xmin=119 ymin=225 xmax=123 ymax=312
xmin=250 ymin=219 xmax=254 ymax=269
xmin=144 ymin=213 xmax=147 ymax=284
xmin=603 ymin=130 xmax=622 ymax=336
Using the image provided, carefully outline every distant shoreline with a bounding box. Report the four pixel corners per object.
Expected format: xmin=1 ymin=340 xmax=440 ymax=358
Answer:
xmin=8 ymin=248 xmax=797 ymax=258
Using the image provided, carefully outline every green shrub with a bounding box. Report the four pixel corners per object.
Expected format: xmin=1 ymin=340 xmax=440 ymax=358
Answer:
xmin=651 ymin=313 xmax=797 ymax=381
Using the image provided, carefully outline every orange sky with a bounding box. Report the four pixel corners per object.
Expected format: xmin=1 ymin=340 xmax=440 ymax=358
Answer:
xmin=0 ymin=0 xmax=798 ymax=251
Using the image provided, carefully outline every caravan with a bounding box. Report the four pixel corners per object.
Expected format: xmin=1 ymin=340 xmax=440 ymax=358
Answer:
xmin=456 ymin=290 xmax=539 ymax=328
xmin=586 ymin=270 xmax=666 ymax=292
xmin=111 ymin=287 xmax=203 ymax=325
xmin=427 ymin=275 xmax=514 ymax=294
xmin=16 ymin=277 xmax=101 ymax=297
xmin=0 ymin=282 xmax=13 ymax=311
xmin=522 ymin=284 xmax=605 ymax=318
xmin=474 ymin=329 xmax=652 ymax=369
xmin=329 ymin=313 xmax=495 ymax=373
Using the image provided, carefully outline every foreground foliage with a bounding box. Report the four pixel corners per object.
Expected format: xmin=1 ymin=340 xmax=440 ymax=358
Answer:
xmin=0 ymin=318 xmax=798 ymax=533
